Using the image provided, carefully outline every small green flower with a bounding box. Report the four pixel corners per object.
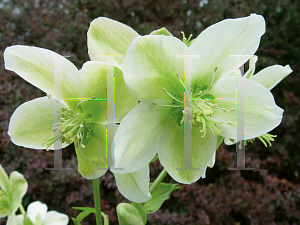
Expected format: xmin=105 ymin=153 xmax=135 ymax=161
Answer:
xmin=0 ymin=164 xmax=28 ymax=222
xmin=15 ymin=201 xmax=68 ymax=225
xmin=112 ymin=14 xmax=284 ymax=184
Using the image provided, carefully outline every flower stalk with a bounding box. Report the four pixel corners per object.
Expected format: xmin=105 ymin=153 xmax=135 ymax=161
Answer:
xmin=92 ymin=178 xmax=103 ymax=225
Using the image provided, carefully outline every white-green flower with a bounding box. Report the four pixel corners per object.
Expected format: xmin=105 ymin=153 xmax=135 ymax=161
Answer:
xmin=113 ymin=14 xmax=284 ymax=184
xmin=15 ymin=201 xmax=68 ymax=225
xmin=4 ymin=46 xmax=150 ymax=203
xmin=224 ymin=55 xmax=293 ymax=146
xmin=0 ymin=164 xmax=28 ymax=223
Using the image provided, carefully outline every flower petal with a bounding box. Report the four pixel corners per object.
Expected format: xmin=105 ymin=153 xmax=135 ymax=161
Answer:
xmin=187 ymin=14 xmax=265 ymax=86
xmin=7 ymin=96 xmax=69 ymax=150
xmin=74 ymin=123 xmax=107 ymax=179
xmin=87 ymin=17 xmax=139 ymax=66
xmin=113 ymin=166 xmax=151 ymax=203
xmin=8 ymin=171 xmax=28 ymax=215
xmin=79 ymin=61 xmax=137 ymax=123
xmin=207 ymin=76 xmax=283 ymax=139
xmin=42 ymin=211 xmax=69 ymax=225
xmin=15 ymin=214 xmax=24 ymax=225
xmin=0 ymin=164 xmax=9 ymax=193
xmin=250 ymin=65 xmax=293 ymax=90
xmin=244 ymin=55 xmax=258 ymax=79
xmin=114 ymin=100 xmax=171 ymax=174
xmin=7 ymin=213 xmax=17 ymax=225
xmin=27 ymin=201 xmax=47 ymax=223
xmin=158 ymin=120 xmax=217 ymax=184
xmin=123 ymin=35 xmax=187 ymax=101
xmin=4 ymin=45 xmax=81 ymax=100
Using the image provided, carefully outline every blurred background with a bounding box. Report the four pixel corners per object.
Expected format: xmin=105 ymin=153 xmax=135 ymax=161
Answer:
xmin=0 ymin=0 xmax=299 ymax=224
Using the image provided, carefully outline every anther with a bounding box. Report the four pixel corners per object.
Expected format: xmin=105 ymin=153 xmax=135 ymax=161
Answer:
xmin=76 ymin=113 xmax=79 ymax=116
xmin=80 ymin=124 xmax=84 ymax=128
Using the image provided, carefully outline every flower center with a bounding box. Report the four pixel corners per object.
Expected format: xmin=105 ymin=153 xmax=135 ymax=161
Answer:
xmin=42 ymin=101 xmax=94 ymax=151
xmin=153 ymin=70 xmax=235 ymax=137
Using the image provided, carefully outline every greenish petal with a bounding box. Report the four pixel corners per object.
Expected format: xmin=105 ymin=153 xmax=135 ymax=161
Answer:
xmin=244 ymin=55 xmax=258 ymax=79
xmin=8 ymin=96 xmax=69 ymax=150
xmin=113 ymin=166 xmax=151 ymax=203
xmin=115 ymin=66 xmax=138 ymax=122
xmin=87 ymin=17 xmax=139 ymax=66
xmin=8 ymin=171 xmax=28 ymax=216
xmin=7 ymin=213 xmax=17 ymax=225
xmin=158 ymin=119 xmax=217 ymax=184
xmin=123 ymin=35 xmax=187 ymax=101
xmin=114 ymin=100 xmax=171 ymax=174
xmin=4 ymin=45 xmax=81 ymax=101
xmin=0 ymin=165 xmax=9 ymax=193
xmin=150 ymin=27 xmax=173 ymax=36
xmin=207 ymin=76 xmax=283 ymax=139
xmin=74 ymin=123 xmax=107 ymax=179
xmin=116 ymin=203 xmax=144 ymax=225
xmin=251 ymin=64 xmax=292 ymax=90
xmin=187 ymin=14 xmax=265 ymax=87
xmin=78 ymin=61 xmax=137 ymax=123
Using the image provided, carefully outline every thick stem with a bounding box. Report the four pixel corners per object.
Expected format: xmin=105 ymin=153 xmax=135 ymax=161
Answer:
xmin=150 ymin=168 xmax=168 ymax=194
xmin=92 ymin=178 xmax=103 ymax=225
xmin=19 ymin=204 xmax=26 ymax=216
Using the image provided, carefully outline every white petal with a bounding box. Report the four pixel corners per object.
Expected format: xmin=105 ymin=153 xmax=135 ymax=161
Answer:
xmin=158 ymin=120 xmax=217 ymax=184
xmin=207 ymin=76 xmax=283 ymax=139
xmin=15 ymin=214 xmax=24 ymax=225
xmin=87 ymin=17 xmax=139 ymax=66
xmin=0 ymin=164 xmax=9 ymax=193
xmin=123 ymin=35 xmax=187 ymax=101
xmin=42 ymin=211 xmax=69 ymax=225
xmin=113 ymin=166 xmax=151 ymax=203
xmin=27 ymin=201 xmax=48 ymax=223
xmin=188 ymin=14 xmax=265 ymax=87
xmin=251 ymin=64 xmax=293 ymax=90
xmin=7 ymin=96 xmax=69 ymax=150
xmin=4 ymin=45 xmax=81 ymax=100
xmin=114 ymin=100 xmax=171 ymax=174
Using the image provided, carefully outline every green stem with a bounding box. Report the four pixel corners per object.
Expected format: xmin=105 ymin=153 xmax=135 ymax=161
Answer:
xmin=150 ymin=168 xmax=168 ymax=194
xmin=19 ymin=204 xmax=26 ymax=216
xmin=92 ymin=178 xmax=103 ymax=225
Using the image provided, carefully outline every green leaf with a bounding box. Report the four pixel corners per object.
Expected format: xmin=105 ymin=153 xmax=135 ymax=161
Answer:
xmin=117 ymin=203 xmax=144 ymax=225
xmin=150 ymin=155 xmax=159 ymax=164
xmin=142 ymin=183 xmax=180 ymax=214
xmin=71 ymin=217 xmax=81 ymax=225
xmin=23 ymin=215 xmax=33 ymax=225
xmin=150 ymin=27 xmax=173 ymax=36
xmin=72 ymin=207 xmax=96 ymax=223
xmin=131 ymin=202 xmax=147 ymax=224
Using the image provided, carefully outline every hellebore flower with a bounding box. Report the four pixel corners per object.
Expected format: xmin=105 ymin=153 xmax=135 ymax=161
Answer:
xmin=4 ymin=46 xmax=150 ymax=203
xmin=15 ymin=201 xmax=68 ymax=225
xmin=113 ymin=14 xmax=284 ymax=184
xmin=0 ymin=164 xmax=28 ymax=223
xmin=224 ymin=55 xmax=293 ymax=146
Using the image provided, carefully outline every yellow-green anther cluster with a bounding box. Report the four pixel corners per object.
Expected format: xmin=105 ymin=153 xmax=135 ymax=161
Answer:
xmin=0 ymin=189 xmax=8 ymax=215
xmin=258 ymin=133 xmax=277 ymax=147
xmin=42 ymin=104 xmax=93 ymax=151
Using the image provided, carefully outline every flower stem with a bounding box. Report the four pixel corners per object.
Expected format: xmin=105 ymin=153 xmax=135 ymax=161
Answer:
xmin=150 ymin=168 xmax=168 ymax=194
xmin=19 ymin=204 xmax=26 ymax=216
xmin=92 ymin=178 xmax=103 ymax=225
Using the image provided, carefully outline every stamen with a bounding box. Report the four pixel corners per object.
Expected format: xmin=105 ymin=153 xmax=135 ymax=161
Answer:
xmin=162 ymin=88 xmax=184 ymax=103
xmin=176 ymin=74 xmax=191 ymax=98
xmin=77 ymin=142 xmax=95 ymax=164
